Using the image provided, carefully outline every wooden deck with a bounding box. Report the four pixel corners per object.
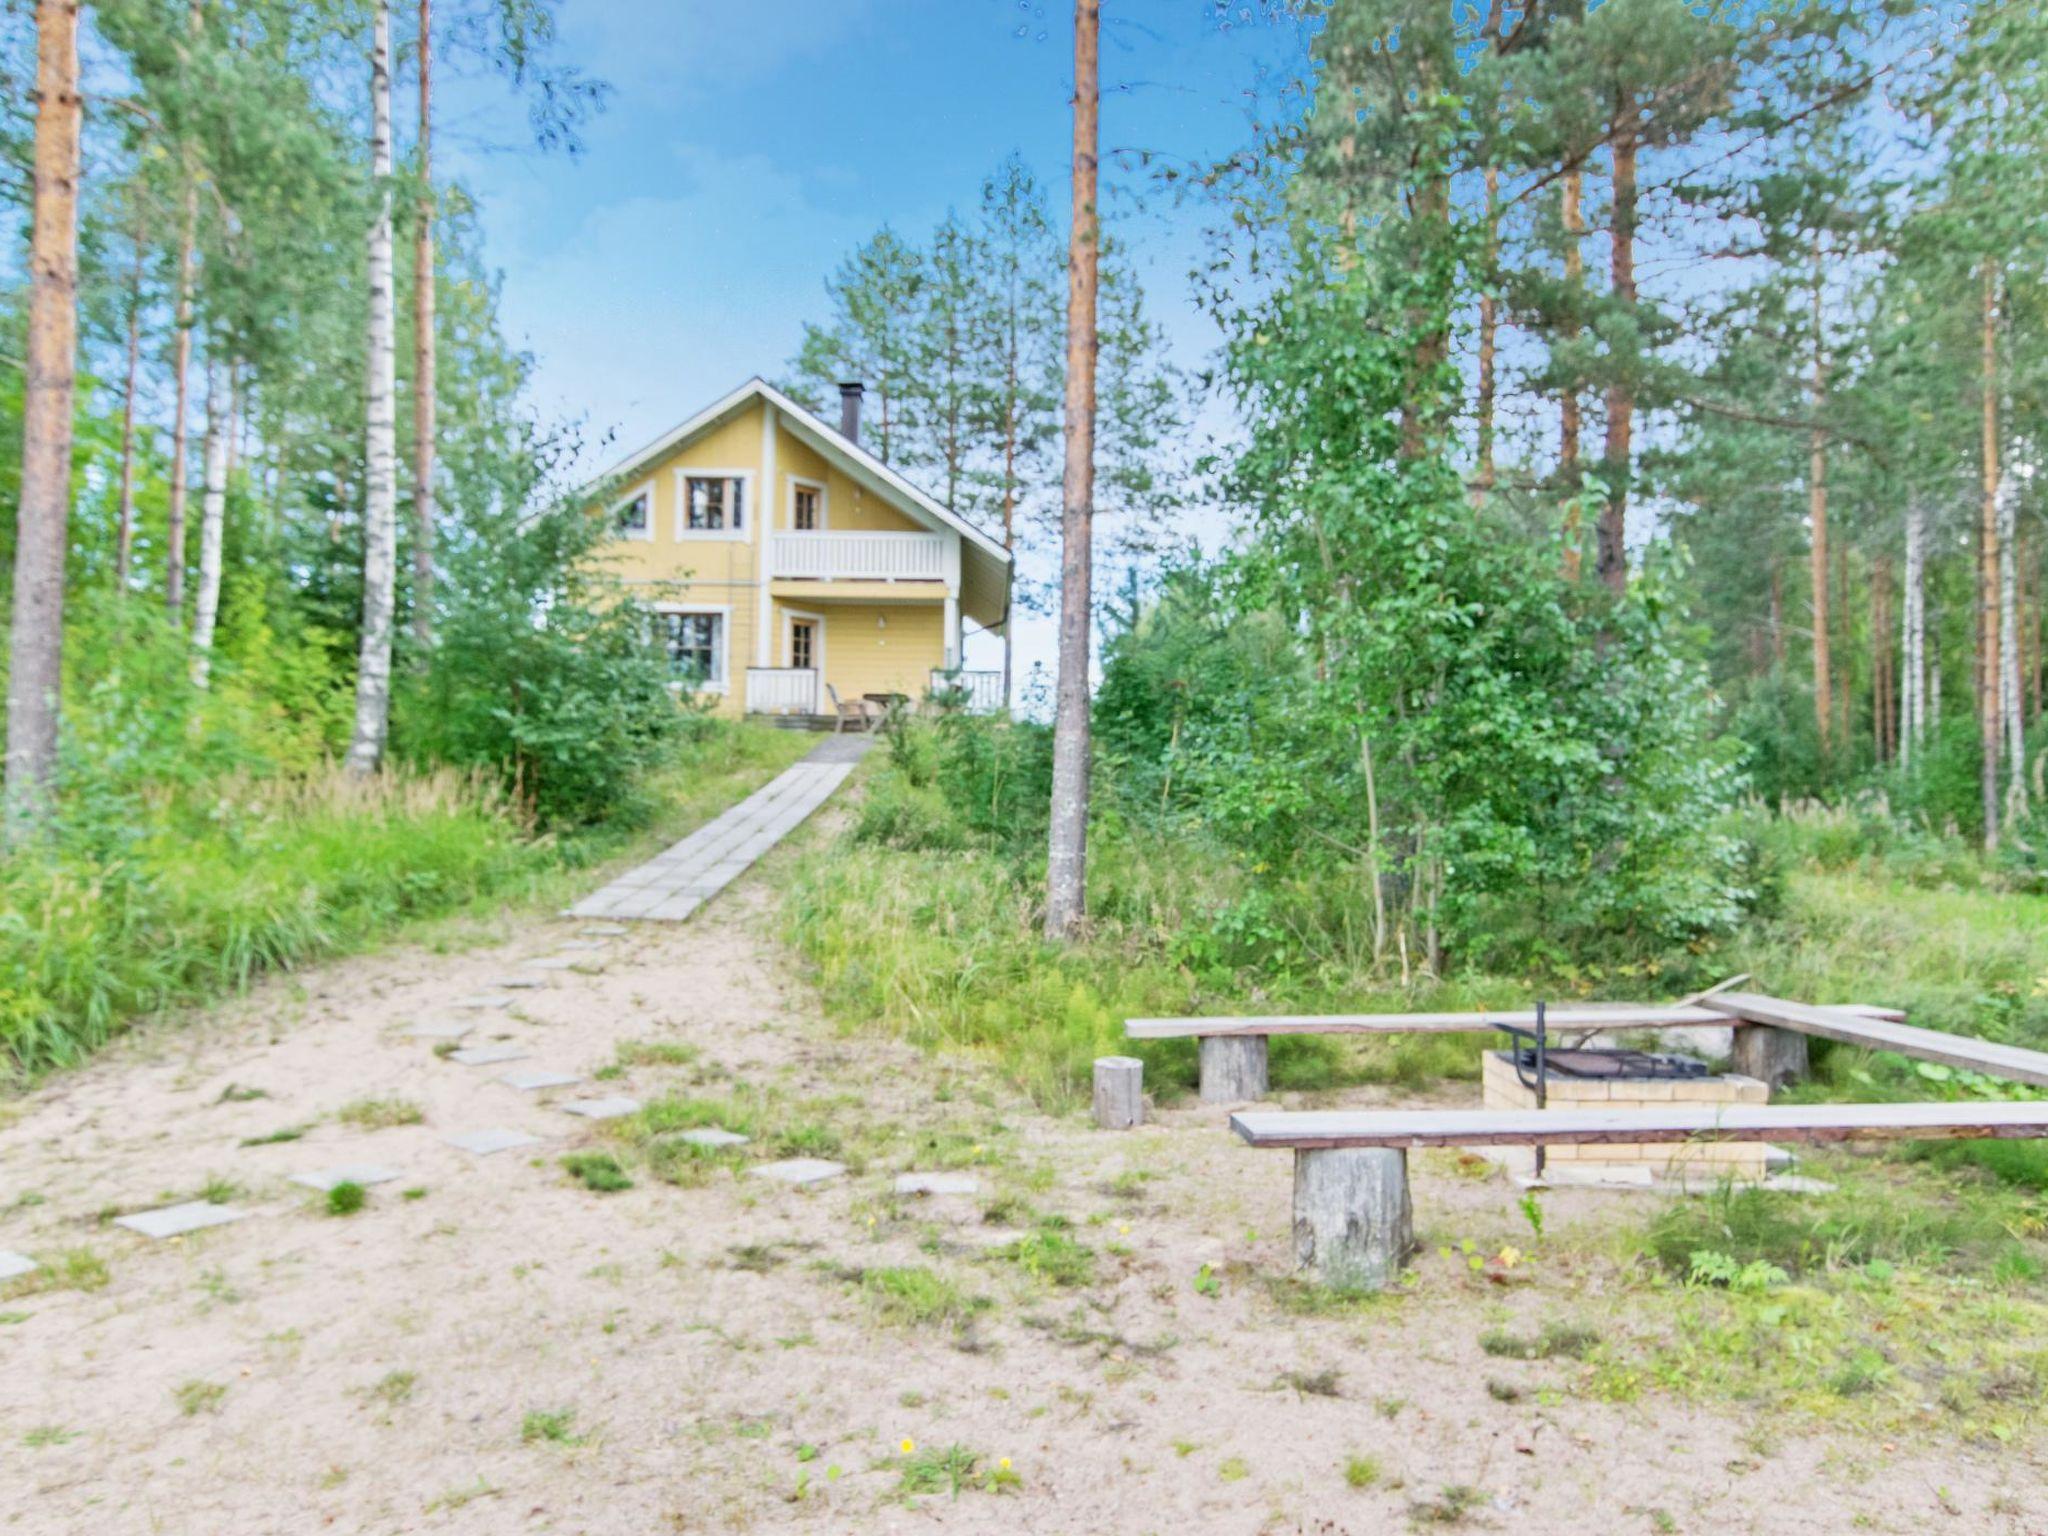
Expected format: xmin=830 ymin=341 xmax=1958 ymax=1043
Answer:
xmin=1229 ymin=1100 xmax=2048 ymax=1151
xmin=1703 ymin=992 xmax=2048 ymax=1089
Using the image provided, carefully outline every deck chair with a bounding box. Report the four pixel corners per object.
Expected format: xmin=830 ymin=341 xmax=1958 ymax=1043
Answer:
xmin=825 ymin=684 xmax=875 ymax=734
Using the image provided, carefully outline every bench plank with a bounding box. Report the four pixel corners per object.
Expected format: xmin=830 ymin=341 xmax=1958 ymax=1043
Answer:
xmin=1126 ymin=1002 xmax=1904 ymax=1040
xmin=1229 ymin=1100 xmax=2048 ymax=1150
xmin=1702 ymin=993 xmax=2048 ymax=1090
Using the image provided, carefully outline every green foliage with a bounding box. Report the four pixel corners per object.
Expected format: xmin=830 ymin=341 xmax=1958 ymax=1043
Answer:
xmin=325 ymin=1181 xmax=367 ymax=1217
xmin=559 ymin=1152 xmax=632 ymax=1194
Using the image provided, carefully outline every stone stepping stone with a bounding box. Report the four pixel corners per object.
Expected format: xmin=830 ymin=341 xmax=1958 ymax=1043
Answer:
xmin=674 ymin=1127 xmax=749 ymax=1149
xmin=493 ymin=976 xmax=548 ymax=990
xmin=115 ymin=1201 xmax=251 ymax=1239
xmin=290 ymin=1165 xmax=404 ymax=1193
xmin=500 ymin=1069 xmax=583 ymax=1093
xmin=895 ymin=1172 xmax=980 ymax=1197
xmin=444 ymin=1128 xmax=543 ymax=1157
xmin=454 ymin=994 xmax=515 ymax=1010
xmin=559 ymin=1096 xmax=640 ymax=1122
xmin=579 ymin=924 xmax=628 ymax=937
xmin=407 ymin=1019 xmax=474 ymax=1041
xmin=448 ymin=1044 xmax=529 ymax=1067
xmin=0 ymin=1250 xmax=39 ymax=1281
xmin=750 ymin=1158 xmax=846 ymax=1187
xmin=555 ymin=939 xmax=609 ymax=951
xmin=523 ymin=956 xmax=585 ymax=971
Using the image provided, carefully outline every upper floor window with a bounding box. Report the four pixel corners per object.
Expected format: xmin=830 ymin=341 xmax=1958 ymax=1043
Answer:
xmin=793 ymin=484 xmax=821 ymax=531
xmin=612 ymin=485 xmax=651 ymax=540
xmin=685 ymin=475 xmax=744 ymax=533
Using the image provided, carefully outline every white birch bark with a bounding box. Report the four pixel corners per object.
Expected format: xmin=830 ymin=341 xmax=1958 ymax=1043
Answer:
xmin=191 ymin=354 xmax=231 ymax=687
xmin=347 ymin=0 xmax=399 ymax=775
xmin=1901 ymin=495 xmax=1925 ymax=769
xmin=1999 ymin=447 xmax=2027 ymax=816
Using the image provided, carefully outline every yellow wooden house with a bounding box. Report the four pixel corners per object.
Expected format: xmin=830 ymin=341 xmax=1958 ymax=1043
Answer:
xmin=586 ymin=377 xmax=1010 ymax=720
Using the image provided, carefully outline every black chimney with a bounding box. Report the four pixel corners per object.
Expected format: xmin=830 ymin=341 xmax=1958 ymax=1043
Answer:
xmin=838 ymin=381 xmax=864 ymax=443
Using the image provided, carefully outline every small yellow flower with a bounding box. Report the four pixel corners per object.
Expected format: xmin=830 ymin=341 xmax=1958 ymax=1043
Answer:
xmin=900 ymin=1438 xmax=916 ymax=1455
xmin=1118 ymin=1224 xmax=1130 ymax=1237
xmin=998 ymin=1457 xmax=1012 ymax=1470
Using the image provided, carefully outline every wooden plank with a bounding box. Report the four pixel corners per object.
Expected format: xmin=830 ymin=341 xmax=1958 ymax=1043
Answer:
xmin=1702 ymin=993 xmax=2048 ymax=1090
xmin=1229 ymin=1100 xmax=2048 ymax=1151
xmin=1125 ymin=1002 xmax=1905 ymax=1040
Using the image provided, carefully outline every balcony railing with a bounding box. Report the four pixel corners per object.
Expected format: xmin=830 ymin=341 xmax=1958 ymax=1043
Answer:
xmin=928 ymin=669 xmax=1003 ymax=715
xmin=770 ymin=530 xmax=947 ymax=582
xmin=745 ymin=667 xmax=820 ymax=715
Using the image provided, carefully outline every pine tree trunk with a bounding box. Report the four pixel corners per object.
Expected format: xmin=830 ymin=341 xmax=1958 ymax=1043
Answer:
xmin=1807 ymin=256 xmax=1832 ymax=758
xmin=191 ymin=354 xmax=231 ymax=687
xmin=1476 ymin=162 xmax=1498 ymax=493
xmin=3 ymin=0 xmax=81 ymax=835
xmin=2000 ymin=442 xmax=2026 ymax=818
xmin=1558 ymin=169 xmax=1584 ymax=580
xmin=1044 ymin=0 xmax=1100 ymax=942
xmin=1001 ymin=367 xmax=1018 ymax=712
xmin=410 ymin=0 xmax=436 ymax=651
xmin=348 ymin=0 xmax=399 ymax=775
xmin=1871 ymin=553 xmax=1892 ymax=764
xmin=114 ymin=228 xmax=143 ymax=593
xmin=1597 ymin=122 xmax=1636 ymax=593
xmin=1978 ymin=261 xmax=2002 ymax=851
xmin=165 ymin=183 xmax=198 ymax=618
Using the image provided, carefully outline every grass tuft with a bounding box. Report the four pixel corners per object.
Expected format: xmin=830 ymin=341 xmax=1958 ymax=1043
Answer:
xmin=561 ymin=1152 xmax=633 ymax=1193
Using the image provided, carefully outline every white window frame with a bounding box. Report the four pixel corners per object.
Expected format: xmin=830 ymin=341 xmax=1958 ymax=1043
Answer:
xmin=651 ymin=602 xmax=733 ymax=694
xmin=673 ymin=467 xmax=754 ymax=542
xmin=610 ymin=478 xmax=656 ymax=542
xmin=788 ymin=475 xmax=829 ymax=532
xmin=782 ymin=607 xmax=826 ymax=679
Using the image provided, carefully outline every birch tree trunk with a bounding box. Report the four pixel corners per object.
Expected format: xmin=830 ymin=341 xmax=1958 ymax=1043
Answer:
xmin=115 ymin=229 xmax=144 ymax=593
xmin=1044 ymin=0 xmax=1100 ymax=942
xmin=1978 ymin=261 xmax=2002 ymax=852
xmin=1597 ymin=121 xmax=1636 ymax=594
xmin=347 ymin=0 xmax=399 ymax=776
xmin=1901 ymin=495 xmax=1926 ymax=770
xmin=2000 ymin=442 xmax=2026 ymax=818
xmin=3 ymin=0 xmax=82 ymax=835
xmin=410 ymin=0 xmax=437 ymax=651
xmin=191 ymin=355 xmax=231 ymax=688
xmin=166 ymin=183 xmax=198 ymax=618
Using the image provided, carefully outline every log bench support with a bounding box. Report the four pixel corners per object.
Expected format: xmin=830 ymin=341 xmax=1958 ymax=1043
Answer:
xmin=1293 ymin=1147 xmax=1412 ymax=1292
xmin=1093 ymin=1056 xmax=1145 ymax=1130
xmin=1200 ymin=1035 xmax=1269 ymax=1104
xmin=1729 ymin=1024 xmax=1808 ymax=1090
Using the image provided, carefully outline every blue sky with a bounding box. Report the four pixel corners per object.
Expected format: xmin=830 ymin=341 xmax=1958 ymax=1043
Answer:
xmin=440 ymin=2 xmax=1304 ymax=685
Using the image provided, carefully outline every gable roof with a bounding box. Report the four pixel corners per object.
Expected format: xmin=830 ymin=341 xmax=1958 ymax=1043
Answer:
xmin=583 ymin=377 xmax=1012 ymax=630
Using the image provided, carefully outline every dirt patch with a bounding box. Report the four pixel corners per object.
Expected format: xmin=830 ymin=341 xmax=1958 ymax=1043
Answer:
xmin=1 ymin=871 xmax=2039 ymax=1533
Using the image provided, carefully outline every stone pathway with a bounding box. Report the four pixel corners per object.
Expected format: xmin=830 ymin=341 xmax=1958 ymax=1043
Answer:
xmin=567 ymin=734 xmax=871 ymax=922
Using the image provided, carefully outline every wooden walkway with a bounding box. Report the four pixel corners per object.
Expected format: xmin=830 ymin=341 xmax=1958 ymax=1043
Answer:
xmin=568 ymin=736 xmax=870 ymax=922
xmin=1229 ymin=1100 xmax=2048 ymax=1150
xmin=1704 ymin=992 xmax=2048 ymax=1089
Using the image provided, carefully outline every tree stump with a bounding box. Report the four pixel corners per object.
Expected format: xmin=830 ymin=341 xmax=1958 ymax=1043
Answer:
xmin=1730 ymin=1024 xmax=1807 ymax=1092
xmin=1093 ymin=1056 xmax=1145 ymax=1130
xmin=1293 ymin=1147 xmax=1413 ymax=1292
xmin=1199 ymin=1035 xmax=1269 ymax=1104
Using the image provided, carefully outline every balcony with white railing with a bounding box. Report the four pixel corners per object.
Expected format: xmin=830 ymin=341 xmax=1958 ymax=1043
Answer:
xmin=769 ymin=530 xmax=948 ymax=582
xmin=744 ymin=667 xmax=820 ymax=716
xmin=928 ymin=669 xmax=1003 ymax=715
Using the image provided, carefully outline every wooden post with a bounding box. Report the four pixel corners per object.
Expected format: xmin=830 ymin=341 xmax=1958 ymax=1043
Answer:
xmin=1200 ymin=1035 xmax=1269 ymax=1105
xmin=1730 ymin=1025 xmax=1807 ymax=1092
xmin=1092 ymin=1056 xmax=1144 ymax=1130
xmin=1293 ymin=1147 xmax=1413 ymax=1292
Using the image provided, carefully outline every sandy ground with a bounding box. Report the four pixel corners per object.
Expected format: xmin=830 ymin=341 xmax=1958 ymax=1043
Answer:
xmin=3 ymin=835 xmax=2043 ymax=1535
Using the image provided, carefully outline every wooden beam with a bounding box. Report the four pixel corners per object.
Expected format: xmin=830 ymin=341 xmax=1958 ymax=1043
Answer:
xmin=1701 ymin=993 xmax=2048 ymax=1090
xmin=1125 ymin=1002 xmax=1904 ymax=1040
xmin=1230 ymin=1100 xmax=2048 ymax=1151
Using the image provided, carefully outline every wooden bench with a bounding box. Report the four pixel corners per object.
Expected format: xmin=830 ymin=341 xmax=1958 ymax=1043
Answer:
xmin=1229 ymin=1101 xmax=2048 ymax=1291
xmin=1126 ymin=1003 xmax=1907 ymax=1105
xmin=1704 ymin=992 xmax=2048 ymax=1091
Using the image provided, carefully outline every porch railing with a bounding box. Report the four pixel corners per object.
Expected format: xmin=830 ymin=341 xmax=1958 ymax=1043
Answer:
xmin=928 ymin=668 xmax=1003 ymax=715
xmin=745 ymin=667 xmax=820 ymax=715
xmin=770 ymin=530 xmax=947 ymax=581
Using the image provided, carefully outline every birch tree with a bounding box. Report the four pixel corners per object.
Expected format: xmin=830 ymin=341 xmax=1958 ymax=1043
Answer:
xmin=3 ymin=0 xmax=83 ymax=834
xmin=347 ymin=0 xmax=400 ymax=774
xmin=1044 ymin=0 xmax=1099 ymax=941
xmin=412 ymin=0 xmax=437 ymax=649
xmin=190 ymin=354 xmax=231 ymax=686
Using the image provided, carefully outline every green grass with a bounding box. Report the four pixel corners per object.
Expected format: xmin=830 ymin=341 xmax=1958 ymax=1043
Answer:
xmin=853 ymin=1265 xmax=990 ymax=1329
xmin=1343 ymin=1453 xmax=1382 ymax=1489
xmin=993 ymin=1225 xmax=1097 ymax=1289
xmin=174 ymin=1380 xmax=226 ymax=1417
xmin=335 ymin=1098 xmax=423 ymax=1130
xmin=560 ymin=1152 xmax=633 ymax=1193
xmin=325 ymin=1181 xmax=368 ymax=1217
xmin=1 ymin=720 xmax=811 ymax=1085
xmin=890 ymin=1443 xmax=1019 ymax=1499
xmin=520 ymin=1408 xmax=584 ymax=1446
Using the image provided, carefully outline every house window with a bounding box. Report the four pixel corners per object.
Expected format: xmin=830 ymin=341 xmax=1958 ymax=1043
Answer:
xmin=790 ymin=619 xmax=816 ymax=672
xmin=793 ymin=485 xmax=820 ymax=531
xmin=658 ymin=611 xmax=725 ymax=687
xmin=685 ymin=475 xmax=744 ymax=532
xmin=613 ymin=487 xmax=650 ymax=538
